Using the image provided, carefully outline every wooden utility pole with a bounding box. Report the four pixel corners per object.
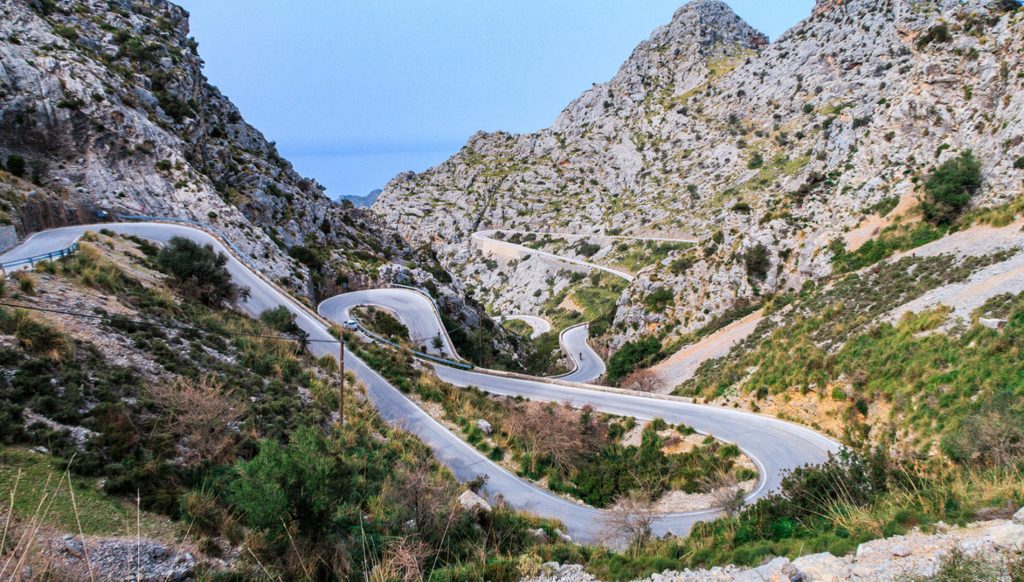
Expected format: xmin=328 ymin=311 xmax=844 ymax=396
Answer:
xmin=338 ymin=340 xmax=345 ymax=426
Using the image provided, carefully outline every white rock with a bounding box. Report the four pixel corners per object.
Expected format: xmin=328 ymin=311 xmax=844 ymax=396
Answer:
xmin=456 ymin=490 xmax=491 ymax=513
xmin=1013 ymin=506 xmax=1024 ymax=525
xmin=791 ymin=552 xmax=850 ymax=582
xmin=890 ymin=543 xmax=912 ymax=557
xmin=987 ymin=523 xmax=1024 ymax=550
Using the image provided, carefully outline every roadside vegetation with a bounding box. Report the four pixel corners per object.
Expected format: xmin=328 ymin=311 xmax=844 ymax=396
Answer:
xmin=352 ymin=305 xmax=411 ymax=343
xmin=678 ymin=251 xmax=1020 ymax=450
xmin=551 ymin=450 xmax=1023 ymax=581
xmin=346 ymin=339 xmax=755 ymax=510
xmin=0 ymin=233 xmax=564 ymax=580
xmin=538 ymin=270 xmax=627 ymax=333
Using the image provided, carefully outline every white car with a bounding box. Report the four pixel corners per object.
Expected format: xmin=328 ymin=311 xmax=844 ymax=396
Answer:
xmin=342 ymin=319 xmax=359 ymax=331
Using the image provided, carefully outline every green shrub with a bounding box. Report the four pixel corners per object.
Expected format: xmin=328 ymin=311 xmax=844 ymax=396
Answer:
xmin=644 ymin=287 xmax=674 ymax=311
xmin=744 ymin=244 xmax=771 ymax=281
xmin=0 ymin=308 xmax=68 ymax=359
xmin=15 ymin=272 xmax=35 ymax=294
xmin=1014 ymin=156 xmax=1024 ymax=170
xmin=155 ymin=236 xmax=245 ymax=307
xmin=29 ymin=160 xmax=46 ymax=185
xmin=608 ymin=337 xmax=661 ymax=383
xmin=5 ymin=155 xmax=26 ymax=178
xmin=669 ymin=254 xmax=695 ymax=275
xmin=575 ymin=241 xmax=601 ymax=257
xmin=259 ymin=306 xmax=308 ymax=344
xmin=922 ymin=151 xmax=981 ymax=225
xmin=747 ymin=153 xmax=764 ymax=169
xmin=917 ymin=24 xmax=951 ymax=49
xmin=287 ymin=244 xmax=325 ymax=270
xmin=867 ymin=196 xmax=900 ymax=217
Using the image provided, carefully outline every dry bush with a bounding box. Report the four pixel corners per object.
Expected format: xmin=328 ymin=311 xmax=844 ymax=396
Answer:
xmin=621 ymin=368 xmax=661 ymax=392
xmin=701 ymin=472 xmax=746 ymax=517
xmin=504 ymin=403 xmax=605 ymax=473
xmin=379 ymin=461 xmax=456 ymax=532
xmin=148 ymin=374 xmax=242 ymax=467
xmin=601 ymin=488 xmax=658 ymax=554
xmin=370 ymin=536 xmax=431 ymax=582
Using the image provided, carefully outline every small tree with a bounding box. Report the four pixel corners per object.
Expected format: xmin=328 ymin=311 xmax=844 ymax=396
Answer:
xmin=922 ymin=151 xmax=981 ymax=225
xmin=621 ymin=368 xmax=661 ymax=392
xmin=5 ymin=155 xmax=26 ymax=178
xmin=148 ymin=375 xmax=241 ymax=467
xmin=156 ymin=236 xmax=247 ymax=306
xmin=260 ymin=306 xmax=308 ymax=347
xmin=602 ymin=488 xmax=658 ymax=554
xmin=744 ymin=243 xmax=771 ymax=281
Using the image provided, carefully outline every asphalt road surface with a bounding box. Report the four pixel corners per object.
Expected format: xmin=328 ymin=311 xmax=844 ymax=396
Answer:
xmin=1 ymin=222 xmax=841 ymax=544
xmin=555 ymin=323 xmax=606 ymax=382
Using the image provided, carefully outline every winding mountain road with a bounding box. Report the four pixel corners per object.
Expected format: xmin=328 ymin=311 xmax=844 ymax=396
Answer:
xmin=472 ymin=229 xmax=638 ymax=282
xmin=322 ymin=290 xmax=605 ymax=384
xmin=554 ymin=323 xmax=605 ymax=383
xmin=471 ymin=229 xmax=699 ymax=284
xmin=0 ymin=221 xmax=841 ymax=544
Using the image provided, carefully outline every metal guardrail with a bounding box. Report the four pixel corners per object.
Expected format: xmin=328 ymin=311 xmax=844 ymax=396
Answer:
xmin=0 ymin=242 xmax=79 ymax=273
xmin=355 ymin=322 xmax=474 ymax=370
xmin=386 ymin=282 xmax=471 ymax=363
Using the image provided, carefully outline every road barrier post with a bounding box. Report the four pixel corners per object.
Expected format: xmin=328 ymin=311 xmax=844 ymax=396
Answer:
xmin=338 ymin=340 xmax=345 ymax=426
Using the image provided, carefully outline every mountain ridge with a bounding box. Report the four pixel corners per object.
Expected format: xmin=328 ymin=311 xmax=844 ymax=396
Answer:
xmin=373 ymin=0 xmax=1024 ymax=350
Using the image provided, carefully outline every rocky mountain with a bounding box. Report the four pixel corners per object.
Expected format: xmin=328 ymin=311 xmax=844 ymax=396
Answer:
xmin=0 ymin=0 xmax=506 ymax=342
xmin=338 ymin=188 xmax=382 ymax=208
xmin=0 ymin=1 xmax=387 ymax=292
xmin=374 ymin=0 xmax=1024 ymax=348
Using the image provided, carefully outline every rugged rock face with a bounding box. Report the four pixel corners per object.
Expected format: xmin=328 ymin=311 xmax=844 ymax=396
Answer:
xmin=0 ymin=0 xmax=399 ymax=298
xmin=375 ymin=0 xmax=1024 ymax=347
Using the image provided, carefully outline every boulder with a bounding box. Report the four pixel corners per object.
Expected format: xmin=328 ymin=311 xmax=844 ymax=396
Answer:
xmin=987 ymin=523 xmax=1024 ymax=550
xmin=791 ymin=552 xmax=851 ymax=582
xmin=475 ymin=419 xmax=493 ymax=435
xmin=527 ymin=527 xmax=549 ymax=543
xmin=978 ymin=315 xmax=1003 ymax=329
xmin=1013 ymin=506 xmax=1024 ymax=525
xmin=457 ymin=490 xmax=491 ymax=513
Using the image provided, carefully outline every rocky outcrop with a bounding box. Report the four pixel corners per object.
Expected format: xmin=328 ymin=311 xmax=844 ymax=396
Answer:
xmin=31 ymin=534 xmax=199 ymax=581
xmin=526 ymin=513 xmax=1024 ymax=581
xmin=0 ymin=0 xmax=405 ymax=298
xmin=375 ymin=0 xmax=1024 ymax=350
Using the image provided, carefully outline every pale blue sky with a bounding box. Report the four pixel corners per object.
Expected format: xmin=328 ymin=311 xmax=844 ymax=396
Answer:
xmin=177 ymin=1 xmax=814 ymax=198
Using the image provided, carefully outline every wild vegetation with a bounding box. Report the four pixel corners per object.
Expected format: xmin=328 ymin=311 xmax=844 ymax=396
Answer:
xmin=352 ymin=305 xmax=411 ymax=343
xmin=346 ymin=339 xmax=754 ymax=510
xmin=0 ymin=234 xmax=565 ymax=580
xmin=678 ymin=251 xmax=1022 ymax=451
xmin=830 ymin=152 xmax=987 ymax=274
xmin=550 ymin=450 xmax=1024 ymax=581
